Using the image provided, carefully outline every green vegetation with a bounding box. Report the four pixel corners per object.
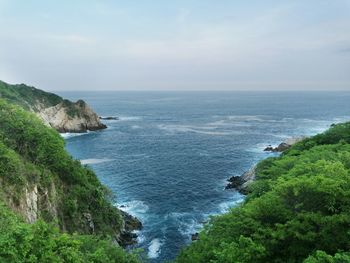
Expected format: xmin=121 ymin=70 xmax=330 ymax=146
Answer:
xmin=0 ymin=99 xmax=140 ymax=262
xmin=0 ymin=80 xmax=84 ymax=118
xmin=0 ymin=80 xmax=62 ymax=111
xmin=0 ymin=202 xmax=140 ymax=263
xmin=176 ymin=122 xmax=350 ymax=263
xmin=2 ymin=78 xmax=350 ymax=262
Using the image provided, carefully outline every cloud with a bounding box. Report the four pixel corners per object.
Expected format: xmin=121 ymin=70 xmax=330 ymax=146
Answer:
xmin=0 ymin=1 xmax=349 ymax=90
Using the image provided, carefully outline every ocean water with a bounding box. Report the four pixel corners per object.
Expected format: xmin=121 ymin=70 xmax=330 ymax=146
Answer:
xmin=58 ymin=91 xmax=350 ymax=262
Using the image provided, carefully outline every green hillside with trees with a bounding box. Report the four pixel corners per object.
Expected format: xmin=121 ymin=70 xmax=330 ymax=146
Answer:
xmin=0 ymin=99 xmax=141 ymax=262
xmin=176 ymin=123 xmax=350 ymax=263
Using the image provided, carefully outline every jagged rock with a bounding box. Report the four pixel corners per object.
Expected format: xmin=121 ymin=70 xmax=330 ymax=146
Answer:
xmin=0 ymin=80 xmax=107 ymax=133
xmin=263 ymin=145 xmax=274 ymax=151
xmin=118 ymin=210 xmax=142 ymax=246
xmin=83 ymin=212 xmax=95 ymax=233
xmin=39 ymin=100 xmax=107 ymax=133
xmin=225 ymin=176 xmax=245 ymax=189
xmin=264 ymin=137 xmax=306 ymax=152
xmin=226 ymin=166 xmax=256 ymax=195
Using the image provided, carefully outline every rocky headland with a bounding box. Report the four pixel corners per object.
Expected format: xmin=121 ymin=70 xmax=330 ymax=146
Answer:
xmin=0 ymin=80 xmax=106 ymax=133
xmin=38 ymin=99 xmax=107 ymax=133
xmin=0 ymin=81 xmax=142 ymax=248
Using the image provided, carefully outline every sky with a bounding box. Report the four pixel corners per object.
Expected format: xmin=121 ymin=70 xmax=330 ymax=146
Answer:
xmin=0 ymin=0 xmax=349 ymax=91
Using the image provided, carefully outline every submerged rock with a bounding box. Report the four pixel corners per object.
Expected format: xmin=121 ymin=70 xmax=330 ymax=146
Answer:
xmin=99 ymin=116 xmax=119 ymax=120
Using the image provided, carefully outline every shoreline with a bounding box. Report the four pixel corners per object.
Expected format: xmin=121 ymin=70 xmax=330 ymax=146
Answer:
xmin=225 ymin=136 xmax=307 ymax=194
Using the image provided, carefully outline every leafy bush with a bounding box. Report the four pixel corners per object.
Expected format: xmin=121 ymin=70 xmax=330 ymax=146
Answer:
xmin=0 ymin=203 xmax=140 ymax=263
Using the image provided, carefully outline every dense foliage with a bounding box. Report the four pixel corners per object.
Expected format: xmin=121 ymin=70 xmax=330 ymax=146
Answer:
xmin=176 ymin=122 xmax=350 ymax=263
xmin=0 ymin=99 xmax=140 ymax=262
xmin=0 ymin=80 xmax=62 ymax=111
xmin=0 ymin=203 xmax=140 ymax=263
xmin=0 ymin=80 xmax=84 ymax=118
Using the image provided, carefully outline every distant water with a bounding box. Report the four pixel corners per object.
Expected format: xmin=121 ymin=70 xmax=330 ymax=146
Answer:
xmin=58 ymin=91 xmax=350 ymax=262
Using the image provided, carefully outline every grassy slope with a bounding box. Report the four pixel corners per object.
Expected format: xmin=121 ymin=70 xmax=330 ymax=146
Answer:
xmin=176 ymin=123 xmax=350 ymax=263
xmin=0 ymin=80 xmax=62 ymax=111
xmin=0 ymin=80 xmax=84 ymax=118
xmin=0 ymin=99 xmax=141 ymax=262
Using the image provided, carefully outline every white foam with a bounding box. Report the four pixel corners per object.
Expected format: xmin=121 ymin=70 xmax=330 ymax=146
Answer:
xmin=118 ymin=116 xmax=141 ymax=121
xmin=247 ymin=142 xmax=276 ymax=153
xmin=166 ymin=212 xmax=202 ymax=237
xmin=148 ymin=238 xmax=163 ymax=259
xmin=218 ymin=199 xmax=244 ymax=214
xmin=206 ymin=119 xmax=252 ymax=128
xmin=132 ymin=230 xmax=145 ymax=244
xmin=117 ymin=200 xmax=149 ymax=218
xmin=60 ymin=132 xmax=89 ymax=139
xmin=80 ymin=158 xmax=113 ymax=165
xmin=227 ymin=115 xmax=267 ymax=122
xmin=157 ymin=124 xmax=239 ymax=136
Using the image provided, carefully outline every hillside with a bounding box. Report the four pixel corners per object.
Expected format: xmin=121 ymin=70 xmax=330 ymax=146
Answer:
xmin=176 ymin=122 xmax=350 ymax=262
xmin=0 ymin=80 xmax=106 ymax=133
xmin=0 ymin=99 xmax=141 ymax=262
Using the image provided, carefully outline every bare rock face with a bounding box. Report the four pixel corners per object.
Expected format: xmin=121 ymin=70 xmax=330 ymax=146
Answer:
xmin=24 ymin=185 xmax=38 ymax=223
xmin=6 ymin=183 xmax=59 ymax=225
xmin=37 ymin=100 xmax=107 ymax=133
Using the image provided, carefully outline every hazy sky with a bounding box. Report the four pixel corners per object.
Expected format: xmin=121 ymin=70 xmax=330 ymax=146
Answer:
xmin=0 ymin=0 xmax=349 ymax=91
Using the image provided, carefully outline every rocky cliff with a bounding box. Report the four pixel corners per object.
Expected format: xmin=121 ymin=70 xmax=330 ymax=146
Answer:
xmin=0 ymin=80 xmax=106 ymax=133
xmin=38 ymin=99 xmax=106 ymax=133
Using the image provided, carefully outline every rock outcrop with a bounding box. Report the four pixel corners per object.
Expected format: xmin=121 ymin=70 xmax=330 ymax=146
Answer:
xmin=38 ymin=100 xmax=107 ymax=133
xmin=264 ymin=137 xmax=306 ymax=152
xmin=100 ymin=116 xmax=119 ymax=120
xmin=0 ymin=80 xmax=106 ymax=133
xmin=226 ymin=166 xmax=256 ymax=195
xmin=118 ymin=210 xmax=143 ymax=246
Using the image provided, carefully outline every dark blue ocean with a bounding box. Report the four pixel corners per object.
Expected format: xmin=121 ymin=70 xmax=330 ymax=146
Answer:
xmin=58 ymin=91 xmax=350 ymax=262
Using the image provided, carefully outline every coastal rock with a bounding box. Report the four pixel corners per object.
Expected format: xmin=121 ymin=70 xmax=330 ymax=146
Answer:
xmin=264 ymin=137 xmax=306 ymax=152
xmin=225 ymin=176 xmax=245 ymax=189
xmin=38 ymin=100 xmax=107 ymax=133
xmin=99 ymin=116 xmax=119 ymax=120
xmin=118 ymin=210 xmax=143 ymax=246
xmin=191 ymin=233 xmax=199 ymax=241
xmin=226 ymin=166 xmax=256 ymax=195
xmin=0 ymin=80 xmax=106 ymax=133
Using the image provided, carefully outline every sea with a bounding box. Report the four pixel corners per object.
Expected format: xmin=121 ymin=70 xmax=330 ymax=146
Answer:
xmin=57 ymin=91 xmax=350 ymax=262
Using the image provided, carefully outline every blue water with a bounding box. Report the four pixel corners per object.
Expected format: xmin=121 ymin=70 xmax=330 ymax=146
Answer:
xmin=58 ymin=91 xmax=350 ymax=262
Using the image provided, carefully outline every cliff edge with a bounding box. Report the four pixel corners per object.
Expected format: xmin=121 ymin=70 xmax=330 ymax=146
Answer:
xmin=0 ymin=80 xmax=106 ymax=133
xmin=0 ymin=99 xmax=141 ymax=247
